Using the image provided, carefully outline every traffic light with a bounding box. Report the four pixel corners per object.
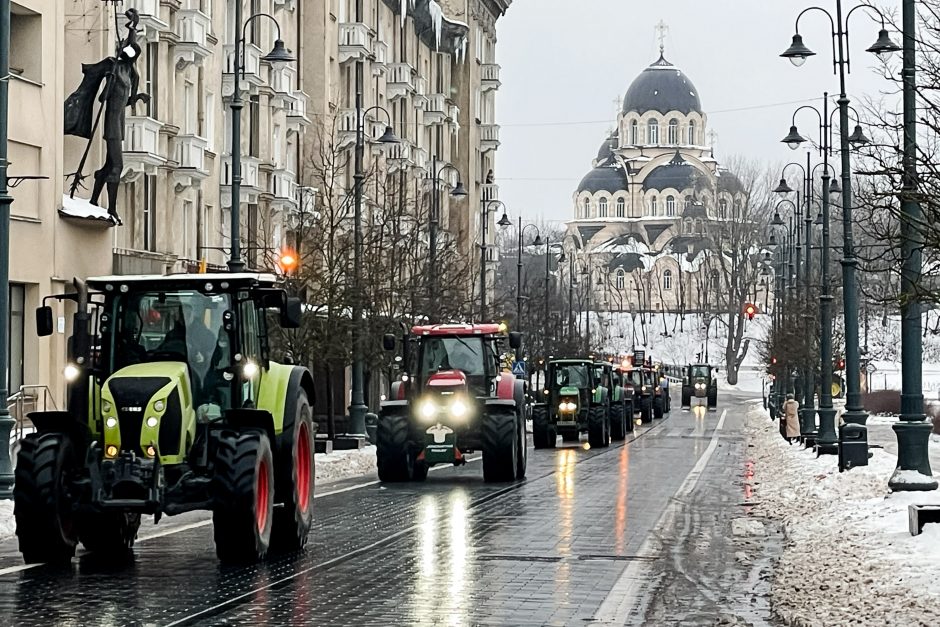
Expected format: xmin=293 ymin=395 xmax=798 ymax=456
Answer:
xmin=278 ymin=248 xmax=298 ymax=274
xmin=771 ymin=356 xmax=778 ymax=365
xmin=835 ymin=358 xmax=845 ymax=370
xmin=744 ymin=303 xmax=757 ymax=320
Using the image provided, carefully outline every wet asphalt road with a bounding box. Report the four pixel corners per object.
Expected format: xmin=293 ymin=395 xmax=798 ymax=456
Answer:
xmin=0 ymin=390 xmax=780 ymax=626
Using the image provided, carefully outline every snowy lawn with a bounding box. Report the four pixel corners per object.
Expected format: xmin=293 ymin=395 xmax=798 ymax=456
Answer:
xmin=745 ymin=404 xmax=940 ymax=626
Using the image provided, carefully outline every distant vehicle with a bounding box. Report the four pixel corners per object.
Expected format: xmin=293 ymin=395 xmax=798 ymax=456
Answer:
xmin=532 ymin=358 xmax=610 ymax=448
xmin=682 ymin=364 xmax=718 ymax=410
xmin=594 ymin=360 xmax=631 ymax=440
xmin=622 ymin=365 xmax=656 ymax=423
xmin=377 ymin=324 xmax=526 ymax=483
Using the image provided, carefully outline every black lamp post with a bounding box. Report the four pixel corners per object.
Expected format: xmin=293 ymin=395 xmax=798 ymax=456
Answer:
xmin=479 ymin=199 xmax=509 ymax=321
xmin=890 ymin=0 xmax=937 ymax=490
xmin=428 ymin=158 xmax=467 ymax=316
xmin=515 ymin=219 xmax=542 ymax=360
xmin=228 ymin=10 xmax=295 ymax=272
xmin=782 ymin=1 xmax=900 ymax=430
xmin=0 ymin=0 xmax=14 ymax=496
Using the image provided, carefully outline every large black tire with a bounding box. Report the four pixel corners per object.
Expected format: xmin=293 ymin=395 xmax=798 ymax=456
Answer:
xmin=653 ymin=396 xmax=665 ymax=419
xmin=271 ymin=392 xmax=315 ymax=551
xmin=482 ymin=409 xmax=518 ymax=482
xmin=78 ymin=513 xmax=141 ymax=555
xmin=610 ymin=402 xmax=626 ymax=441
xmin=515 ymin=408 xmax=527 ymax=479
xmin=624 ymin=401 xmax=635 ymax=433
xmin=641 ymin=399 xmax=653 ymax=423
xmin=376 ymin=413 xmax=413 ymax=482
xmin=588 ymin=406 xmax=609 ymax=448
xmin=412 ymin=460 xmax=429 ymax=482
xmin=14 ymin=434 xmax=79 ymax=564
xmin=681 ymin=386 xmax=692 ymax=408
xmin=532 ymin=406 xmax=555 ymax=449
xmin=212 ymin=431 xmax=275 ymax=564
xmin=708 ymin=384 xmax=718 ymax=410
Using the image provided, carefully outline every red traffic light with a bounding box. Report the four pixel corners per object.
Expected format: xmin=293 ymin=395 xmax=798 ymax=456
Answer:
xmin=278 ymin=248 xmax=299 ymax=274
xmin=771 ymin=356 xmax=778 ymax=365
xmin=836 ymin=358 xmax=845 ymax=370
xmin=744 ymin=303 xmax=758 ymax=320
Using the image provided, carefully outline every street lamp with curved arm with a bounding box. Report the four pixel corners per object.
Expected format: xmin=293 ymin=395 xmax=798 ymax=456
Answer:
xmin=427 ymin=159 xmax=467 ymax=314
xmin=479 ymin=198 xmax=509 ymax=321
xmin=514 ymin=220 xmax=542 ymax=360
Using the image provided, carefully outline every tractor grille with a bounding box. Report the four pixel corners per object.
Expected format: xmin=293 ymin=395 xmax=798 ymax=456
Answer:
xmin=159 ymin=388 xmax=183 ymax=456
xmin=109 ymin=377 xmax=170 ymax=455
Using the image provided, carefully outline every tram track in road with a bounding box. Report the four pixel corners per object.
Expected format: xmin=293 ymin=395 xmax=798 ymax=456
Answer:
xmin=164 ymin=408 xmax=677 ymax=626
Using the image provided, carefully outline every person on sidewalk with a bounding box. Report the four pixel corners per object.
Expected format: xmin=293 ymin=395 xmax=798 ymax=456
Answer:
xmin=783 ymin=394 xmax=801 ymax=444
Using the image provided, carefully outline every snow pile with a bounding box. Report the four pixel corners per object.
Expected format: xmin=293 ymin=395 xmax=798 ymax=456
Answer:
xmin=0 ymin=501 xmax=14 ymax=542
xmin=316 ymin=445 xmax=377 ymax=483
xmin=744 ymin=404 xmax=940 ymax=625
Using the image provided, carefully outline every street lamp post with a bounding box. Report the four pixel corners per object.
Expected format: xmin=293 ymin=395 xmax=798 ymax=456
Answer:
xmin=890 ymin=0 xmax=937 ymax=490
xmin=0 ymin=0 xmax=15 ymax=496
xmin=227 ymin=11 xmax=295 ymax=272
xmin=479 ymin=200 xmax=510 ymax=321
xmin=515 ymin=219 xmax=542 ymax=361
xmin=782 ymin=1 xmax=900 ymax=429
xmin=428 ymin=158 xmax=468 ymax=316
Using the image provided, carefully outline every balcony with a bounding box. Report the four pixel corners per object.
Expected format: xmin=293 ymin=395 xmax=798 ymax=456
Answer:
xmin=387 ymin=63 xmax=415 ymax=101
xmin=336 ymin=108 xmax=358 ymax=148
xmin=481 ymin=63 xmax=502 ymax=91
xmin=413 ymin=75 xmax=428 ymax=109
xmin=447 ymin=103 xmax=460 ymax=129
xmin=273 ymin=0 xmax=297 ymax=9
xmin=135 ymin=0 xmax=169 ymax=43
xmin=372 ymin=39 xmax=389 ymax=76
xmin=480 ymin=124 xmax=501 ymax=152
xmin=270 ymin=65 xmax=298 ymax=110
xmin=482 ymin=183 xmax=499 ymax=204
xmin=385 ymin=140 xmax=414 ymax=173
xmin=424 ymin=94 xmax=447 ymax=125
xmin=287 ymin=90 xmax=310 ymax=131
xmin=411 ymin=146 xmax=428 ymax=172
xmin=339 ymin=23 xmax=374 ymax=64
xmin=222 ymin=43 xmax=264 ymax=98
xmin=174 ymin=9 xmax=212 ymax=69
xmin=270 ymin=168 xmax=298 ymax=211
xmin=122 ymin=116 xmax=165 ymax=179
xmin=173 ymin=134 xmax=209 ymax=189
xmin=220 ymin=155 xmax=261 ymax=207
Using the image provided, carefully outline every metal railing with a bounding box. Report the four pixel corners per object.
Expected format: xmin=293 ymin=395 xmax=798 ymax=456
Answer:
xmin=7 ymin=384 xmax=59 ymax=447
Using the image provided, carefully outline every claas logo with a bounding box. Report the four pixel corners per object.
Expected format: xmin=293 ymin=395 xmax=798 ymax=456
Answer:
xmin=744 ymin=303 xmax=758 ymax=320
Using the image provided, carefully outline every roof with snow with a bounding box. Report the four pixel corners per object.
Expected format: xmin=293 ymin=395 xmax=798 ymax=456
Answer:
xmin=576 ymin=165 xmax=628 ymax=194
xmin=643 ymin=153 xmax=700 ymax=192
xmin=596 ymin=132 xmax=618 ymax=165
xmin=622 ymin=55 xmax=702 ymax=116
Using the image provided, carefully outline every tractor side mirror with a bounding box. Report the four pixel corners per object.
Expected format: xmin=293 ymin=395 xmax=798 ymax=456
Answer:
xmin=508 ymin=331 xmax=522 ymax=350
xmin=383 ymin=333 xmax=397 ymax=351
xmin=281 ymin=297 xmax=302 ymax=329
xmin=36 ymin=306 xmax=54 ymax=337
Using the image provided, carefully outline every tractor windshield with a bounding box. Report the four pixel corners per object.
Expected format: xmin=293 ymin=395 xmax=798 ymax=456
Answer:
xmin=691 ymin=366 xmax=710 ymax=378
xmin=554 ymin=364 xmax=589 ymax=389
xmin=419 ymin=336 xmax=486 ymax=377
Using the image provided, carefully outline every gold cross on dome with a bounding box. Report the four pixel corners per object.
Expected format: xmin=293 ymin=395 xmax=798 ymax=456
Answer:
xmin=655 ymin=20 xmax=669 ymax=56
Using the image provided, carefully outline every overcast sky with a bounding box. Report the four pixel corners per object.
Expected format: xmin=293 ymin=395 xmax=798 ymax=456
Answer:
xmin=495 ymin=0 xmax=898 ymax=225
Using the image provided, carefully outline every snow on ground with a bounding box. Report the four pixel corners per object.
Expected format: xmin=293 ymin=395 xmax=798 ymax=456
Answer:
xmin=745 ymin=403 xmax=940 ymax=625
xmin=315 ymin=445 xmax=377 ymax=483
xmin=0 ymin=501 xmax=13 ymax=543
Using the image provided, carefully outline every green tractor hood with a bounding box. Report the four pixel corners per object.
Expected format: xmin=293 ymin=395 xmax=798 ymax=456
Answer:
xmin=559 ymin=385 xmax=580 ymax=396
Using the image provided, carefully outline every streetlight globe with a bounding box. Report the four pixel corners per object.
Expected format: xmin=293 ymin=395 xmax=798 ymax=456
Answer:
xmin=773 ymin=178 xmax=794 ymax=197
xmin=450 ymin=180 xmax=469 ymax=199
xmin=533 ymin=234 xmax=543 ymax=246
xmin=377 ymin=125 xmax=400 ymax=144
xmin=781 ymin=125 xmax=806 ymax=151
xmin=781 ymin=34 xmax=815 ymax=66
xmin=262 ymin=39 xmax=295 ymax=67
xmin=848 ymin=124 xmax=871 ymax=146
xmin=829 ymin=177 xmax=842 ymax=196
xmin=867 ymin=29 xmax=901 ymax=62
xmin=497 ymin=212 xmax=512 ymax=227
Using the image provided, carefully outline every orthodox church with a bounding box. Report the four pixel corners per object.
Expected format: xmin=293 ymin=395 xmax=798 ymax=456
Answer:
xmin=565 ymin=45 xmax=752 ymax=314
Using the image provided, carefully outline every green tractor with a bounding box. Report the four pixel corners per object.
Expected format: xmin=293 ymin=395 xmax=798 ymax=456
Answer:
xmin=14 ymin=274 xmax=315 ymax=565
xmin=532 ymin=359 xmax=610 ymax=449
xmin=681 ymin=364 xmax=718 ymax=410
xmin=595 ymin=361 xmax=631 ymax=440
xmin=622 ymin=365 xmax=656 ymax=423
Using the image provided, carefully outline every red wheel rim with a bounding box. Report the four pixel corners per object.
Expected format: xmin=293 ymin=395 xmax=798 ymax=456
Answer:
xmin=256 ymin=458 xmax=269 ymax=533
xmin=296 ymin=422 xmax=312 ymax=513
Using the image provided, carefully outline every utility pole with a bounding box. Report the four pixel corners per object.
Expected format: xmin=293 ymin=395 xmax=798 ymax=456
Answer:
xmin=0 ymin=0 xmax=15 ymax=496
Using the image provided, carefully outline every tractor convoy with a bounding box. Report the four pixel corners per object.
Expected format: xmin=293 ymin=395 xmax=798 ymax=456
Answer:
xmin=12 ymin=269 xmax=712 ymax=566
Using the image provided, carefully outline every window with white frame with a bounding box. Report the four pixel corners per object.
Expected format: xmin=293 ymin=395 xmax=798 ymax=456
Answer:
xmin=719 ymin=199 xmax=728 ymax=219
xmin=616 ymin=268 xmax=626 ymax=290
xmin=648 ymin=119 xmax=659 ymax=145
xmin=650 ymin=195 xmax=657 ymax=216
xmin=668 ymin=119 xmax=678 ymax=144
xmin=688 ymin=119 xmax=696 ymax=145
xmin=630 ymin=120 xmax=639 ymax=145
xmin=183 ymin=199 xmax=194 ymax=259
xmin=666 ymin=195 xmax=676 ymax=216
xmin=616 ymin=198 xmax=625 ymax=218
xmin=599 ymin=198 xmax=608 ymax=218
xmin=711 ymin=270 xmax=720 ymax=291
xmin=685 ymin=196 xmax=693 ymax=210
xmin=583 ymin=198 xmax=590 ymax=218
xmin=663 ymin=269 xmax=673 ymax=290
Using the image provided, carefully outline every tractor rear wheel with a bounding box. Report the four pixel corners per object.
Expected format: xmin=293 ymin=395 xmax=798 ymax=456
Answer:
xmin=708 ymin=385 xmax=718 ymax=410
xmin=212 ymin=431 xmax=275 ymax=563
xmin=532 ymin=406 xmax=555 ymax=449
xmin=482 ymin=409 xmax=518 ymax=482
xmin=515 ymin=408 xmax=527 ymax=479
xmin=641 ymin=399 xmax=653 ymax=423
xmin=681 ymin=386 xmax=692 ymax=408
xmin=272 ymin=391 xmax=315 ymax=551
xmin=79 ymin=512 xmax=141 ymax=556
xmin=376 ymin=413 xmax=413 ymax=482
xmin=14 ymin=434 xmax=79 ymax=564
xmin=624 ymin=401 xmax=636 ymax=432
xmin=610 ymin=403 xmax=626 ymax=441
xmin=588 ymin=406 xmax=609 ymax=448
xmin=653 ymin=396 xmax=664 ymax=419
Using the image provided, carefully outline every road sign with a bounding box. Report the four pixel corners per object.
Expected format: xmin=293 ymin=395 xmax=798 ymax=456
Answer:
xmin=512 ymin=361 xmax=527 ymax=376
xmin=866 ymin=363 xmax=877 ymax=374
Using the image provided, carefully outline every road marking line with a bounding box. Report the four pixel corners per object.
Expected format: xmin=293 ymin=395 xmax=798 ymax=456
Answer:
xmin=593 ymin=408 xmax=727 ymax=624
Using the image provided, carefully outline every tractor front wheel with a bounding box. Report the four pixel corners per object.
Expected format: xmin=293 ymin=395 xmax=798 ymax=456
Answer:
xmin=653 ymin=396 xmax=665 ymax=419
xmin=708 ymin=385 xmax=718 ymax=410
xmin=588 ymin=406 xmax=610 ymax=448
xmin=610 ymin=403 xmax=626 ymax=441
xmin=376 ymin=413 xmax=414 ymax=482
xmin=272 ymin=391 xmax=315 ymax=551
xmin=641 ymin=399 xmax=653 ymax=423
xmin=532 ymin=406 xmax=555 ymax=449
xmin=212 ymin=431 xmax=275 ymax=563
xmin=681 ymin=386 xmax=692 ymax=408
xmin=482 ymin=409 xmax=518 ymax=482
xmin=14 ymin=434 xmax=79 ymax=564
xmin=515 ymin=408 xmax=527 ymax=479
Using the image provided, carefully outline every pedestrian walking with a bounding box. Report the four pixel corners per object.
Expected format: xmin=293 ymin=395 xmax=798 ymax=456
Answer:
xmin=783 ymin=394 xmax=800 ymax=444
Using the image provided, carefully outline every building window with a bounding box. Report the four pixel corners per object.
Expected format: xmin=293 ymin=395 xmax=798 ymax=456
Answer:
xmin=650 ymin=196 xmax=657 ymax=216
xmin=616 ymin=198 xmax=625 ymax=218
xmin=666 ymin=195 xmax=676 ymax=216
xmin=685 ymin=196 xmax=693 ymax=210
xmin=616 ymin=268 xmax=626 ymax=290
xmin=143 ymin=175 xmax=157 ymax=251
xmin=146 ymin=42 xmax=159 ymax=118
xmin=10 ymin=9 xmax=42 ymax=82
xmin=684 ymin=218 xmax=693 ymax=233
xmin=249 ymin=95 xmax=260 ymax=157
xmin=7 ymin=284 xmax=25 ymax=394
xmin=599 ymin=198 xmax=608 ymax=218
xmin=696 ymin=219 xmax=705 ymax=234
xmin=663 ymin=269 xmax=673 ymax=291
xmin=711 ymin=271 xmax=720 ymax=291
xmin=631 ymin=120 xmax=639 ymax=144
xmin=648 ymin=119 xmax=659 ymax=145
xmin=688 ymin=119 xmax=696 ymax=145
xmin=668 ymin=119 xmax=678 ymax=145
xmin=719 ymin=199 xmax=728 ymax=219
xmin=183 ymin=200 xmax=194 ymax=260
xmin=582 ymin=198 xmax=590 ymax=218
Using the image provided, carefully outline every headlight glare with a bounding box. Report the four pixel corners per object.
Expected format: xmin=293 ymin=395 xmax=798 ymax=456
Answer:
xmin=105 ymin=417 xmax=118 ymax=429
xmin=64 ymin=363 xmax=81 ymax=382
xmin=450 ymin=399 xmax=468 ymax=419
xmin=146 ymin=416 xmax=159 ymax=428
xmin=419 ymin=400 xmax=437 ymax=420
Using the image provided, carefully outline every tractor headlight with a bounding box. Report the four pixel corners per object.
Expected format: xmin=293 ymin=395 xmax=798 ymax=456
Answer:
xmin=105 ymin=445 xmax=119 ymax=458
xmin=154 ymin=399 xmax=166 ymax=413
xmin=102 ymin=400 xmax=112 ymax=414
xmin=695 ymin=382 xmax=705 ymax=390
xmin=105 ymin=417 xmax=118 ymax=429
xmin=450 ymin=399 xmax=468 ymax=419
xmin=242 ymin=360 xmax=260 ymax=379
xmin=146 ymin=416 xmax=159 ymax=428
xmin=64 ymin=363 xmax=81 ymax=382
xmin=419 ymin=400 xmax=438 ymax=421
xmin=641 ymin=385 xmax=647 ymax=392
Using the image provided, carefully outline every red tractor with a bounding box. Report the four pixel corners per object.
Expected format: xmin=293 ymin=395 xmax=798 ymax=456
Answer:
xmin=378 ymin=324 xmax=526 ymax=483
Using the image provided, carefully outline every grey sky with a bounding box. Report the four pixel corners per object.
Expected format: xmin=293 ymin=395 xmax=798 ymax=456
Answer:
xmin=495 ymin=0 xmax=897 ymax=224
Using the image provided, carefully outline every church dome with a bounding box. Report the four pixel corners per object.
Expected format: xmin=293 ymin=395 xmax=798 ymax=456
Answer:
xmin=642 ymin=152 xmax=700 ymax=191
xmin=622 ymin=55 xmax=702 ymax=116
xmin=577 ymin=165 xmax=627 ymax=194
xmin=596 ymin=132 xmax=618 ymax=164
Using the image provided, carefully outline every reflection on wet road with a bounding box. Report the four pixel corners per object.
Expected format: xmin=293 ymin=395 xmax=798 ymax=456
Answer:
xmin=0 ymin=392 xmax=774 ymax=626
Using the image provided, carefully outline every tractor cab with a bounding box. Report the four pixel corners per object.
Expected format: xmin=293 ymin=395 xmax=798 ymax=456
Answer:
xmin=681 ymin=363 xmax=719 ymax=409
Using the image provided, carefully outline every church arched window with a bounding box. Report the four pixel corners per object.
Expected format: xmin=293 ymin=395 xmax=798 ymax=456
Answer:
xmin=668 ymin=119 xmax=679 ymax=145
xmin=666 ymin=195 xmax=676 ymax=216
xmin=685 ymin=196 xmax=693 ymax=210
xmin=711 ymin=270 xmax=720 ymax=291
xmin=688 ymin=119 xmax=696 ymax=145
xmin=648 ymin=119 xmax=659 ymax=145
xmin=616 ymin=268 xmax=626 ymax=290
xmin=719 ymin=199 xmax=728 ymax=219
xmin=616 ymin=198 xmax=625 ymax=217
xmin=649 ymin=195 xmax=658 ymax=216
xmin=696 ymin=218 xmax=705 ymax=234
xmin=684 ymin=218 xmax=693 ymax=233
xmin=663 ymin=269 xmax=673 ymax=291
xmin=630 ymin=120 xmax=639 ymax=145
xmin=582 ymin=198 xmax=590 ymax=218
xmin=599 ymin=198 xmax=608 ymax=217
